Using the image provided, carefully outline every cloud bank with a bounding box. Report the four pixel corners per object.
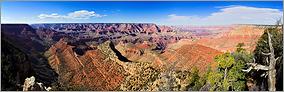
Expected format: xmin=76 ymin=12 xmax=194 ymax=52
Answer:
xmin=167 ymin=5 xmax=283 ymax=25
xmin=38 ymin=10 xmax=106 ymax=19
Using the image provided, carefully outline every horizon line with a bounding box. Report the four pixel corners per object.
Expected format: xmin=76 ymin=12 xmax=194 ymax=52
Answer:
xmin=1 ymin=22 xmax=282 ymax=26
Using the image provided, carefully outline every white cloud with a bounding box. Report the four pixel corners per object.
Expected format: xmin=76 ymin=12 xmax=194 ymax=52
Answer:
xmin=38 ymin=10 xmax=106 ymax=19
xmin=66 ymin=10 xmax=106 ymax=19
xmin=167 ymin=5 xmax=283 ymax=25
xmin=38 ymin=13 xmax=62 ymax=19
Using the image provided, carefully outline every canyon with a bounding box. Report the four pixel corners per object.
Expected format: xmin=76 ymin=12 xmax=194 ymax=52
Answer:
xmin=1 ymin=23 xmax=267 ymax=91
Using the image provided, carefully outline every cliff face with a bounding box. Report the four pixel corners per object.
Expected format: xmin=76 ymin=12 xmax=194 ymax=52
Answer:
xmin=1 ymin=39 xmax=35 ymax=91
xmin=1 ymin=24 xmax=58 ymax=91
xmin=1 ymin=24 xmax=45 ymax=52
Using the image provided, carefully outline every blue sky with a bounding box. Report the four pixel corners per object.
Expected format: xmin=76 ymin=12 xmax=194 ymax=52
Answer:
xmin=1 ymin=1 xmax=283 ymax=25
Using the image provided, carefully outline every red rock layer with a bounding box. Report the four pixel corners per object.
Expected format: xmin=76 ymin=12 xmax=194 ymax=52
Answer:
xmin=160 ymin=44 xmax=222 ymax=73
xmin=47 ymin=39 xmax=124 ymax=90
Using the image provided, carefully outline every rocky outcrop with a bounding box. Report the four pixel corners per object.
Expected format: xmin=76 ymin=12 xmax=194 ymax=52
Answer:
xmin=115 ymin=41 xmax=152 ymax=62
xmin=23 ymin=76 xmax=51 ymax=91
xmin=158 ymin=25 xmax=173 ymax=32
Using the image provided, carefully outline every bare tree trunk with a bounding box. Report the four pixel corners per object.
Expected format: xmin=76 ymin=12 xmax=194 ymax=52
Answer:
xmin=268 ymin=69 xmax=276 ymax=91
xmin=267 ymin=31 xmax=276 ymax=91
xmin=242 ymin=24 xmax=281 ymax=91
xmin=223 ymin=67 xmax=228 ymax=90
xmin=224 ymin=67 xmax=227 ymax=80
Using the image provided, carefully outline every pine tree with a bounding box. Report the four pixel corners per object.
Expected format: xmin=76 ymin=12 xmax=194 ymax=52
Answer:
xmin=208 ymin=52 xmax=246 ymax=91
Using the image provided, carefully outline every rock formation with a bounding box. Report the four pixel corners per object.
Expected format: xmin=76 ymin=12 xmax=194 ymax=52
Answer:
xmin=23 ymin=76 xmax=51 ymax=91
xmin=46 ymin=40 xmax=126 ymax=90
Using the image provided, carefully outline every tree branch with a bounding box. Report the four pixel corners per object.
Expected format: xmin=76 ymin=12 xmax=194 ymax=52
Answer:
xmin=261 ymin=52 xmax=271 ymax=55
xmin=242 ymin=63 xmax=269 ymax=72
xmin=275 ymin=57 xmax=280 ymax=61
xmin=260 ymin=72 xmax=268 ymax=78
xmin=242 ymin=67 xmax=252 ymax=73
xmin=253 ymin=58 xmax=256 ymax=63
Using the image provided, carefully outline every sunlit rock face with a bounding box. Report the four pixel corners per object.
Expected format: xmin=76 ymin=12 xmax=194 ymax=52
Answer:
xmin=46 ymin=40 xmax=125 ymax=90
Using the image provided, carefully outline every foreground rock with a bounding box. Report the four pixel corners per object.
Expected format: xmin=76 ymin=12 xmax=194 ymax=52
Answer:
xmin=23 ymin=76 xmax=51 ymax=91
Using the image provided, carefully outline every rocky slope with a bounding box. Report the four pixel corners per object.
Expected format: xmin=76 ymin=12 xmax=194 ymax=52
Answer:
xmin=115 ymin=40 xmax=222 ymax=73
xmin=160 ymin=44 xmax=222 ymax=73
xmin=45 ymin=39 xmax=211 ymax=91
xmin=46 ymin=39 xmax=126 ymax=90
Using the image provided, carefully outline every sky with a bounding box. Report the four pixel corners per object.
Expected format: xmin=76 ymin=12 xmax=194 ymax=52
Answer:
xmin=1 ymin=1 xmax=283 ymax=25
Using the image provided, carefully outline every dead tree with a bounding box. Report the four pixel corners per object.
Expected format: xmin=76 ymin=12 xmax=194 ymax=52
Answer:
xmin=266 ymin=31 xmax=279 ymax=91
xmin=242 ymin=31 xmax=280 ymax=91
